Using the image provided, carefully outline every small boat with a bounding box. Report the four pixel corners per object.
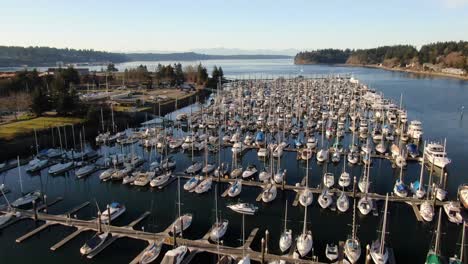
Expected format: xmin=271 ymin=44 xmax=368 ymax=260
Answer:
xmin=133 ymin=171 xmax=155 ymax=186
xmin=443 ymin=202 xmax=463 ymax=224
xmin=227 ymin=203 xmax=258 ymax=215
xmin=11 ymin=191 xmax=41 ymax=207
xmin=316 ymin=148 xmax=329 ymax=163
xmin=209 ymin=219 xmax=229 ymax=242
xmin=75 ymin=164 xmax=96 ymax=178
xmin=183 ymin=176 xmax=199 ymax=191
xmin=122 ymin=174 xmax=136 ymax=185
xmin=48 ymin=161 xmax=74 ymax=175
xmin=326 ymin=243 xmax=339 ymax=261
xmin=111 ymin=166 xmax=133 ymax=181
xmin=242 ymin=165 xmax=257 ymax=179
xmin=406 ymin=143 xmax=419 ymax=158
xmin=150 ymin=171 xmax=171 ymax=188
xmin=201 ymin=163 xmax=216 ymax=174
xmin=296 ymin=230 xmax=313 ymax=257
xmin=161 ymin=245 xmax=187 ymax=264
xmin=139 ymin=242 xmax=162 ymax=264
xmin=227 ymin=179 xmax=242 ymax=197
xmin=420 ymin=200 xmax=435 ymax=222
xmin=80 ymin=232 xmax=110 ymax=255
xmin=273 ymin=169 xmax=286 ymax=184
xmin=257 ymin=147 xmax=268 ymax=158
xmin=358 ymin=196 xmax=373 ymax=215
xmin=100 ymin=202 xmax=126 ymax=224
xmin=258 ymin=169 xmax=272 ymax=182
xmin=230 ymin=167 xmax=243 ymax=179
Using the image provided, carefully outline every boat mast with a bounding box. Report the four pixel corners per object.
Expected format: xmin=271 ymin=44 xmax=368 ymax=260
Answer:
xmin=434 ymin=207 xmax=442 ymax=255
xmin=214 ymin=183 xmax=219 ymax=224
xmin=418 ymin=148 xmax=425 ymax=192
xmin=283 ymin=199 xmax=288 ymax=232
xmin=100 ymin=107 xmax=104 ymax=132
xmin=34 ymin=128 xmax=39 ymax=156
xmin=352 ymin=196 xmax=357 ymax=241
xmin=460 ymin=221 xmax=465 ymax=262
xmin=380 ymin=194 xmax=389 ymax=255
xmin=17 ymin=156 xmax=23 ymax=194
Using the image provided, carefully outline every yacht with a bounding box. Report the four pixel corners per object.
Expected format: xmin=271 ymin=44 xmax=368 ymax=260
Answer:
xmin=227 ymin=203 xmax=258 ymax=215
xmin=99 ymin=168 xmax=115 ymax=181
xmin=80 ymin=232 xmax=111 ymax=255
xmin=100 ymin=202 xmax=126 ymax=224
xmin=133 ymin=171 xmax=155 ymax=186
xmin=420 ymin=200 xmax=435 ymax=222
xmin=344 ymin=199 xmax=361 ymax=264
xmin=339 ymin=159 xmax=351 ymax=188
xmin=161 ymin=246 xmax=187 ymax=264
xmin=408 ymin=120 xmax=423 ymax=140
xmin=296 ymin=199 xmax=313 ymax=257
xmin=139 ymin=242 xmax=162 ymax=264
xmin=424 ymin=142 xmax=451 ymax=168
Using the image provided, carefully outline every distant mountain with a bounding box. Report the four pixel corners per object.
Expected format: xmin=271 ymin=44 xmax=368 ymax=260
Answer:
xmin=0 ymin=46 xmax=291 ymax=67
xmin=191 ymin=47 xmax=299 ymax=56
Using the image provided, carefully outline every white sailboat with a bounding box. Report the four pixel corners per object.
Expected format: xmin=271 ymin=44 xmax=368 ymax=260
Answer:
xmin=209 ymin=184 xmax=228 ymax=242
xmin=12 ymin=157 xmax=41 ymax=207
xmin=299 ymin=157 xmax=313 ymax=207
xmin=279 ymin=199 xmax=292 ymax=253
xmin=296 ymin=195 xmax=313 ymax=257
xmin=370 ymin=194 xmax=390 ymax=264
xmin=344 ymin=198 xmax=361 ymax=263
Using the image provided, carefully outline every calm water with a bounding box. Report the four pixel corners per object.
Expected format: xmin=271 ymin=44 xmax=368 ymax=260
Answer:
xmin=1 ymin=60 xmax=467 ymax=264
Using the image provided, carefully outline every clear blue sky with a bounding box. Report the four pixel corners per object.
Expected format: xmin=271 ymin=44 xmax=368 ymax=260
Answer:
xmin=1 ymin=0 xmax=467 ymax=52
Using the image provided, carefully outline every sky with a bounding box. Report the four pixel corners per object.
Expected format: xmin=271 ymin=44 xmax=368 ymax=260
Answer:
xmin=1 ymin=0 xmax=467 ymax=54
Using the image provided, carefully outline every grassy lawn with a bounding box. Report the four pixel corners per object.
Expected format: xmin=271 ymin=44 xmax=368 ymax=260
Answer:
xmin=0 ymin=116 xmax=85 ymax=140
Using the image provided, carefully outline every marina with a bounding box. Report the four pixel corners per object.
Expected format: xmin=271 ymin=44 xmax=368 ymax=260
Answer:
xmin=1 ymin=66 xmax=467 ymax=264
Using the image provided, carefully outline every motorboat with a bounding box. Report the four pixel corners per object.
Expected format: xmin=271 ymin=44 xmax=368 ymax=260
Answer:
xmin=443 ymin=202 xmax=463 ymax=224
xmin=133 ymin=171 xmax=155 ymax=186
xmin=393 ymin=179 xmax=408 ymax=198
xmin=408 ymin=120 xmax=423 ymax=140
xmin=323 ymin=172 xmax=335 ymax=188
xmin=150 ymin=171 xmax=172 ymax=188
xmin=424 ymin=142 xmax=451 ymax=168
xmin=339 ymin=171 xmax=351 ymax=188
xmin=111 ymin=166 xmax=133 ymax=181
xmin=161 ymin=245 xmax=187 ymax=264
xmin=358 ymin=196 xmax=373 ymax=215
xmin=80 ymin=232 xmax=110 ymax=255
xmin=194 ymin=177 xmax=212 ymax=194
xmin=122 ymin=173 xmax=136 ymax=185
xmin=100 ymin=202 xmax=126 ymax=224
xmin=227 ymin=203 xmax=258 ymax=215
xmin=230 ymin=167 xmax=243 ymax=179
xmin=227 ymin=179 xmax=242 ymax=197
xmin=139 ymin=242 xmax=162 ymax=264
xmin=242 ymin=165 xmax=257 ymax=179
xmin=326 ymin=243 xmax=339 ymax=261
xmin=48 ymin=161 xmax=74 ymax=175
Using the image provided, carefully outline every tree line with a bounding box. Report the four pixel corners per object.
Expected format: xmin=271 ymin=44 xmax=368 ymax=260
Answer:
xmin=294 ymin=41 xmax=468 ymax=70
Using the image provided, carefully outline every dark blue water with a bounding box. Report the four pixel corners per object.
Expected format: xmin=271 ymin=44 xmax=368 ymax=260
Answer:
xmin=1 ymin=60 xmax=467 ymax=264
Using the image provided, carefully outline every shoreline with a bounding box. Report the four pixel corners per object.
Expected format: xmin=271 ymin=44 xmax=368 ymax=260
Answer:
xmin=307 ymin=62 xmax=468 ymax=81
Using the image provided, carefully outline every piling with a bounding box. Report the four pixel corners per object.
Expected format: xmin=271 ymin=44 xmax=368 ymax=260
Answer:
xmin=265 ymin=230 xmax=269 ymax=254
xmin=353 ymin=176 xmax=357 ymax=198
xmin=43 ymin=194 xmax=48 ymax=213
xmin=173 ymin=225 xmax=177 ymax=247
xmin=261 ymin=238 xmax=265 ymax=264
xmin=97 ymin=212 xmax=102 ymax=233
xmin=365 ymin=244 xmax=371 ymax=264
xmin=32 ymin=200 xmax=37 ymax=222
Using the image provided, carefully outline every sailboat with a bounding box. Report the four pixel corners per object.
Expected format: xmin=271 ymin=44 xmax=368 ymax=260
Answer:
xmin=139 ymin=241 xmax=162 ymax=264
xmin=337 ymin=190 xmax=350 ymax=212
xmin=318 ymin=188 xmax=333 ymax=209
xmin=370 ymin=194 xmax=390 ymax=264
xmin=161 ymin=245 xmax=188 ymax=264
xmin=279 ymin=199 xmax=292 ymax=253
xmin=299 ymin=157 xmax=313 ymax=207
xmin=12 ymin=157 xmax=41 ymax=207
xmin=358 ymin=162 xmax=374 ymax=215
xmin=296 ymin=194 xmax=313 ymax=257
xmin=170 ymin=176 xmax=193 ymax=235
xmin=425 ymin=208 xmax=444 ymax=264
xmin=448 ymin=221 xmax=465 ymax=264
xmin=411 ymin=150 xmax=426 ymax=199
xmin=209 ymin=184 xmax=229 ymax=242
xmin=238 ymin=214 xmax=251 ymax=264
xmin=261 ymin=180 xmax=277 ymax=203
xmin=393 ymin=166 xmax=408 ymax=197
xmin=344 ymin=197 xmax=361 ymax=263
xmin=339 ymin=156 xmax=351 ymax=187
xmin=0 ymin=188 xmax=20 ymax=226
